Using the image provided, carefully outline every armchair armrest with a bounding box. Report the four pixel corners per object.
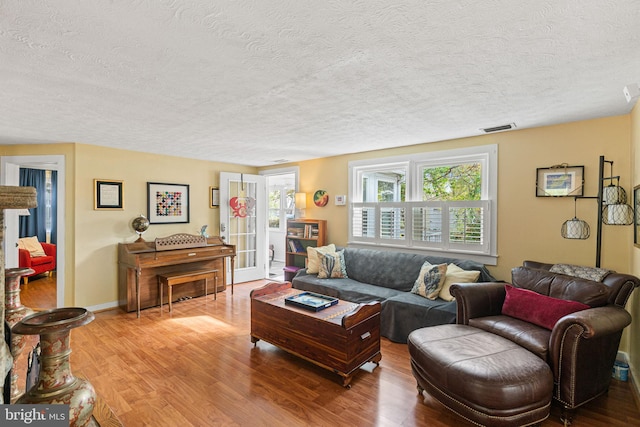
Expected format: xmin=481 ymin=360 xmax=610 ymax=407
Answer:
xmin=18 ymin=248 xmax=32 ymax=268
xmin=40 ymin=242 xmax=57 ymax=268
xmin=450 ymin=282 xmax=506 ymax=324
xmin=551 ymin=305 xmax=632 ymax=345
xmin=549 ymin=305 xmax=632 ymax=407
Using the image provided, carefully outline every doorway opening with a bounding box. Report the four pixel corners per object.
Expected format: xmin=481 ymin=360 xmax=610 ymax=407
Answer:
xmin=1 ymin=155 xmax=65 ymax=309
xmin=262 ymin=168 xmax=298 ymax=281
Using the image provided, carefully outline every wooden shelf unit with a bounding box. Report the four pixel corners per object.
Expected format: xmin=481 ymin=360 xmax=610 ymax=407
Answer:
xmin=284 ymin=218 xmax=327 ymax=281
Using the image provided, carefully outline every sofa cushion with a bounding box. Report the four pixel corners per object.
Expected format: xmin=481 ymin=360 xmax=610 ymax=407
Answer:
xmin=292 ymin=274 xmax=404 ymax=303
xmin=18 ymin=236 xmax=46 ymax=257
xmin=439 ymin=264 xmax=481 ymax=302
xmin=380 ymin=292 xmax=457 ymax=343
xmin=306 ymin=244 xmax=336 ymax=274
xmin=411 ymin=262 xmax=447 ymax=300
xmin=317 ymin=250 xmax=348 ymax=279
xmin=29 ymin=255 xmax=54 ymax=267
xmin=511 ymin=267 xmax=610 ymax=307
xmin=502 ymin=285 xmax=590 ymax=330
xmin=469 ymin=315 xmax=552 ymax=361
xmin=343 ymin=248 xmax=430 ymax=291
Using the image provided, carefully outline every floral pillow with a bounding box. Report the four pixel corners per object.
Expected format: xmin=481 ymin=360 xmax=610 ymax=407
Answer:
xmin=318 ymin=250 xmax=348 ymax=279
xmin=411 ymin=262 xmax=447 ymax=300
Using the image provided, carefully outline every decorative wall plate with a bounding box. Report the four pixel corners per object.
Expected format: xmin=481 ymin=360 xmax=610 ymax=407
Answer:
xmin=313 ymin=190 xmax=329 ymax=207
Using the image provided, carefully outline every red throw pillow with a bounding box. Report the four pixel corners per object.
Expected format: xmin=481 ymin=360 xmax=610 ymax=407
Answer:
xmin=502 ymin=284 xmax=590 ymax=330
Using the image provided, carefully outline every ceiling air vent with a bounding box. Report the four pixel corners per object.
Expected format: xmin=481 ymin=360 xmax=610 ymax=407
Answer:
xmin=481 ymin=123 xmax=516 ymax=133
xmin=271 ymin=159 xmax=290 ymax=164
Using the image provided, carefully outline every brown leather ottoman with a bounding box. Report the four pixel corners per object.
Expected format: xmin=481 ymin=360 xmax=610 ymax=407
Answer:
xmin=408 ymin=324 xmax=553 ymax=427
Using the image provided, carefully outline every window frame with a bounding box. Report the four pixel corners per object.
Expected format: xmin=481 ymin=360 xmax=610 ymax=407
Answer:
xmin=348 ymin=144 xmax=498 ymax=265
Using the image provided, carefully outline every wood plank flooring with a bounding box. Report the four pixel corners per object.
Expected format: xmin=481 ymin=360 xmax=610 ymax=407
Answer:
xmin=18 ymin=272 xmax=57 ymax=310
xmin=14 ymin=279 xmax=640 ymax=426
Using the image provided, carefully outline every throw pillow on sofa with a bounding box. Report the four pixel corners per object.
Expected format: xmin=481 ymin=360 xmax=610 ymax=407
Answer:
xmin=438 ymin=264 xmax=481 ymax=302
xmin=501 ymin=284 xmax=590 ymax=330
xmin=317 ymin=250 xmax=348 ymax=279
xmin=411 ymin=262 xmax=447 ymax=300
xmin=306 ymin=244 xmax=336 ymax=274
xmin=18 ymin=236 xmax=46 ymax=257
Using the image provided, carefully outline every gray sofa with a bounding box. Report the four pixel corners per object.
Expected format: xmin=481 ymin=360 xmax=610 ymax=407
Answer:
xmin=291 ymin=247 xmax=496 ymax=343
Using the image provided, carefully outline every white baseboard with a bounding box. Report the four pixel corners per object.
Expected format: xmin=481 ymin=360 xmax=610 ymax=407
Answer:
xmin=85 ymin=300 xmax=119 ymax=313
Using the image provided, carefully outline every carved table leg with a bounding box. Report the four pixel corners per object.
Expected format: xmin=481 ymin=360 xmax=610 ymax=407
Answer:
xmin=342 ymin=374 xmax=353 ymax=389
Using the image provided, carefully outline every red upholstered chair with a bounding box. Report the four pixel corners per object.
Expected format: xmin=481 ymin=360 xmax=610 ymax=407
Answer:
xmin=18 ymin=241 xmax=56 ymax=284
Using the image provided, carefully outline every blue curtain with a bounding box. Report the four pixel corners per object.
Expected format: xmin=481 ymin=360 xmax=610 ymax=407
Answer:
xmin=50 ymin=170 xmax=57 ymax=244
xmin=19 ymin=168 xmax=57 ymax=244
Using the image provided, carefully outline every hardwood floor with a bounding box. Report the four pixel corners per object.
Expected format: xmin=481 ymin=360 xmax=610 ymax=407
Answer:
xmin=18 ymin=272 xmax=57 ymax=310
xmin=13 ymin=279 xmax=640 ymax=426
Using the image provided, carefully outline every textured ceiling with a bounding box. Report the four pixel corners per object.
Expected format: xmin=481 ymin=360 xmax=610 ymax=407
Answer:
xmin=1 ymin=1 xmax=639 ymax=167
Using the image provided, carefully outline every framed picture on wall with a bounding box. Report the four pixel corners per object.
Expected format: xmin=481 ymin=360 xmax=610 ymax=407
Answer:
xmin=210 ymin=187 xmax=219 ymax=208
xmin=94 ymin=179 xmax=124 ymax=210
xmin=536 ymin=165 xmax=584 ymax=197
xmin=634 ymin=185 xmax=640 ymax=248
xmin=147 ymin=182 xmax=190 ymax=224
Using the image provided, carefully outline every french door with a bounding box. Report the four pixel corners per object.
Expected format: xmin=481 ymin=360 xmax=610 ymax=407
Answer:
xmin=219 ymin=172 xmax=267 ymax=283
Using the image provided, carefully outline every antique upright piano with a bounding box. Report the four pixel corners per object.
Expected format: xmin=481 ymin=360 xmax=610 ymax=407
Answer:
xmin=118 ymin=235 xmax=236 ymax=316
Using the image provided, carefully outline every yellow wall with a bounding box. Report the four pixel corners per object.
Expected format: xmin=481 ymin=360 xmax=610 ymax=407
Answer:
xmin=1 ymin=143 xmax=256 ymax=308
xmin=265 ymin=115 xmax=632 ymax=280
xmin=630 ymin=100 xmax=640 ymax=393
xmin=265 ymin=114 xmax=638 ymax=373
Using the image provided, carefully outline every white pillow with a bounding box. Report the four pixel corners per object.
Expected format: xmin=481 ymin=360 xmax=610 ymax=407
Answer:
xmin=438 ymin=263 xmax=481 ymax=301
xmin=306 ymin=244 xmax=336 ymax=274
xmin=18 ymin=236 xmax=46 ymax=257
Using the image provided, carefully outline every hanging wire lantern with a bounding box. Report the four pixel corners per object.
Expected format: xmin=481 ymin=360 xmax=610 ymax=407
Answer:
xmin=602 ymin=203 xmax=634 ymax=225
xmin=561 ymin=198 xmax=590 ymax=239
xmin=602 ymin=165 xmax=634 ymax=225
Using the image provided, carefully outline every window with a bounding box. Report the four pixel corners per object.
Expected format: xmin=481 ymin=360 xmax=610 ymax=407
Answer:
xmin=349 ymin=145 xmax=497 ymax=263
xmin=268 ymin=189 xmax=281 ymax=229
xmin=268 ymin=187 xmax=294 ymax=230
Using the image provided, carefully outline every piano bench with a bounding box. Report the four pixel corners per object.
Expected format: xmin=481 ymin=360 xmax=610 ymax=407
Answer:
xmin=158 ymin=268 xmax=219 ymax=313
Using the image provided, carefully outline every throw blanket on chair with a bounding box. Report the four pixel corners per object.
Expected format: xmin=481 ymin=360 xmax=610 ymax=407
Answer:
xmin=550 ymin=263 xmax=613 ymax=282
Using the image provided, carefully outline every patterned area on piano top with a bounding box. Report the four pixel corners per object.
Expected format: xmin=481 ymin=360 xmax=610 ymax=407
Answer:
xmin=155 ymin=233 xmax=207 ymax=251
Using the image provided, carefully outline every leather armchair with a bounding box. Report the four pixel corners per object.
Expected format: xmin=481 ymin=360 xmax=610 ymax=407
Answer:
xmin=18 ymin=242 xmax=56 ymax=284
xmin=451 ymin=261 xmax=639 ymax=424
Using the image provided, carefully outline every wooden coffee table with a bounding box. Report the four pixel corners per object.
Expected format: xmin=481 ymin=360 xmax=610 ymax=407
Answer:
xmin=250 ymin=281 xmax=381 ymax=388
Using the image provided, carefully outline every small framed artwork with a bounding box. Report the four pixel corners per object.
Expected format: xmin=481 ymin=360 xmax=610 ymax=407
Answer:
xmin=313 ymin=189 xmax=329 ymax=207
xmin=147 ymin=182 xmax=190 ymax=224
xmin=210 ymin=187 xmax=220 ymax=208
xmin=94 ymin=179 xmax=124 ymax=210
xmin=536 ymin=165 xmax=584 ymax=197
xmin=634 ymin=185 xmax=640 ymax=247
